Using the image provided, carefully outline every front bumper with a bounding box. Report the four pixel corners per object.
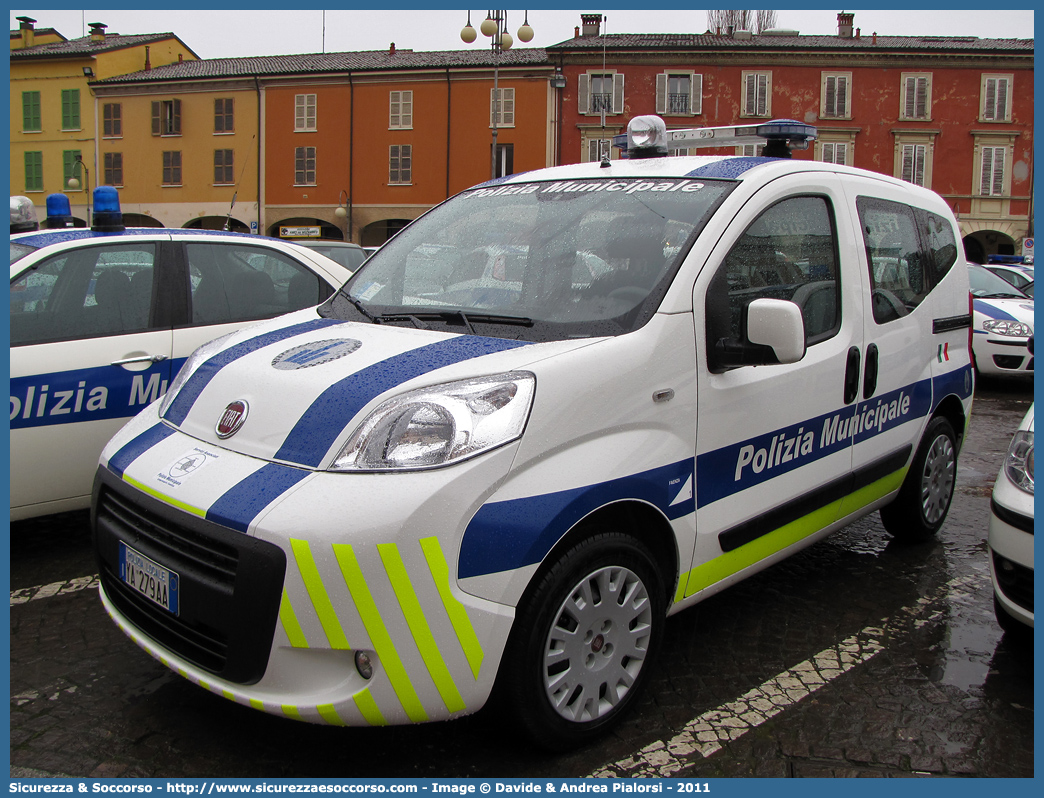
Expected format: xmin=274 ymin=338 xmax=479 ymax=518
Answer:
xmin=974 ymin=335 xmax=1034 ymax=376
xmin=987 ymin=492 xmax=1034 ymax=629
xmin=92 ymin=425 xmax=522 ymax=727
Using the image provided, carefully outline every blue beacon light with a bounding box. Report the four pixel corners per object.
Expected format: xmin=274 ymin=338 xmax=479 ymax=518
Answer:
xmin=91 ymin=185 xmax=125 ymax=232
xmin=43 ymin=193 xmax=77 ymax=228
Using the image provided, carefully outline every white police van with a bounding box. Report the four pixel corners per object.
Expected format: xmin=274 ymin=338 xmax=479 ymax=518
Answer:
xmin=93 ymin=116 xmax=974 ymax=749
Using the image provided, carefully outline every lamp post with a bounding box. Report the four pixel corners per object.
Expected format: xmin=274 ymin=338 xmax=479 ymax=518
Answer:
xmin=66 ymin=155 xmax=90 ymax=227
xmin=334 ymin=189 xmax=352 ymax=242
xmin=462 ymin=10 xmax=535 ymax=180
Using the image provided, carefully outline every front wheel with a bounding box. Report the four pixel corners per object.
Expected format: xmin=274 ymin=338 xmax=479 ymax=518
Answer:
xmin=880 ymin=416 xmax=957 ymax=542
xmin=498 ymin=531 xmax=666 ymax=750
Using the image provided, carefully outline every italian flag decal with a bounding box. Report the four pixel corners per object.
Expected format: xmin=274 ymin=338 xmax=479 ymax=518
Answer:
xmin=938 ymin=343 xmax=950 ymax=362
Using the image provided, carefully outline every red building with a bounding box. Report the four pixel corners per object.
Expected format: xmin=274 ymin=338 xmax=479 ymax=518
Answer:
xmin=548 ymin=13 xmax=1034 ymax=261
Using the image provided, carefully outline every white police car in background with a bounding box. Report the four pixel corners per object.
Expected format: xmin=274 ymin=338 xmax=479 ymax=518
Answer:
xmin=92 ymin=116 xmax=974 ymax=749
xmin=989 ymin=400 xmax=1034 ymax=632
xmin=968 ymin=263 xmax=1034 ymax=379
xmin=10 ymin=189 xmax=354 ymax=521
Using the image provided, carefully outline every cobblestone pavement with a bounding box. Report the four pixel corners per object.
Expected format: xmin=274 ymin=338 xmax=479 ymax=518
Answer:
xmin=9 ymin=380 xmax=1033 ymax=779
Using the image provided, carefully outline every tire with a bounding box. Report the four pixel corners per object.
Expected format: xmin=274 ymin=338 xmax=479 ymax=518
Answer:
xmin=498 ymin=531 xmax=666 ymax=751
xmin=880 ymin=416 xmax=957 ymax=542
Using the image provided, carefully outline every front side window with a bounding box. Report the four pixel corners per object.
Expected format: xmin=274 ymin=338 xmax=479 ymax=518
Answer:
xmin=187 ymin=243 xmax=324 ymax=325
xmin=215 ymin=98 xmax=234 ymax=133
xmin=103 ymin=103 xmax=122 ymax=137
xmin=295 ymin=94 xmax=317 ymax=131
xmin=104 ymin=152 xmax=124 ymax=187
xmin=706 ymin=195 xmax=840 ymax=371
xmin=295 ymin=146 xmax=316 ymax=185
xmin=61 ymin=89 xmax=81 ymax=130
xmin=10 ymin=244 xmax=157 ymax=345
xmin=742 ymin=72 xmax=771 ymax=117
xmin=162 ymin=151 xmax=183 ymax=186
xmin=333 ymin=177 xmax=733 ymax=342
xmin=152 ymin=99 xmax=182 ymax=136
xmin=491 ymin=87 xmax=514 ymax=127
xmin=389 ymin=90 xmax=413 ymax=129
xmin=22 ymin=91 xmax=41 ymax=132
xmin=24 ymin=151 xmax=43 ymax=192
xmin=390 ymin=145 xmax=412 ymax=184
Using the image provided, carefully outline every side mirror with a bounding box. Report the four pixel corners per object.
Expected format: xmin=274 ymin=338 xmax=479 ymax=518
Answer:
xmin=746 ymin=298 xmax=806 ymax=364
xmin=711 ymin=298 xmax=806 ymax=370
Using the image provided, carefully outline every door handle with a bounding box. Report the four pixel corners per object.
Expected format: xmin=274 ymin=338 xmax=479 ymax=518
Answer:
xmin=844 ymin=346 xmax=861 ymax=405
xmin=862 ymin=343 xmax=879 ymax=400
xmin=111 ymin=354 xmax=168 ymax=366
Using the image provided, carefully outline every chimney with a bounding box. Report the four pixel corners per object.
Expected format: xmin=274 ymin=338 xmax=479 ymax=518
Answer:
xmin=581 ymin=13 xmax=602 ymax=37
xmin=88 ymin=21 xmax=107 ymax=43
xmin=389 ymin=42 xmax=396 ymax=55
xmin=178 ymin=53 xmax=183 ymax=63
xmin=16 ymin=16 xmax=36 ymax=48
xmin=837 ymin=11 xmax=854 ymax=38
xmin=144 ymin=45 xmax=151 ymax=71
xmin=574 ymin=26 xmax=580 ymax=38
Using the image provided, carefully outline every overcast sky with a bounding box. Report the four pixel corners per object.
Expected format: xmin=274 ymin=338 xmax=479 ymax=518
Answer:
xmin=10 ymin=7 xmax=1035 ymax=60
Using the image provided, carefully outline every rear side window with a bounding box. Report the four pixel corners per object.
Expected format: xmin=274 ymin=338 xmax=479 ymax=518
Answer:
xmin=706 ymin=195 xmax=840 ymax=371
xmin=10 ymin=244 xmax=157 ymax=346
xmin=187 ymin=243 xmax=326 ymax=325
xmin=858 ymin=197 xmax=958 ymax=324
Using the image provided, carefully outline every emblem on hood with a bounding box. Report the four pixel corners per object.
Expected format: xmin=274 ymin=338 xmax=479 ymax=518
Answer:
xmin=272 ymin=339 xmax=362 ymax=370
xmin=216 ymin=400 xmax=249 ymax=439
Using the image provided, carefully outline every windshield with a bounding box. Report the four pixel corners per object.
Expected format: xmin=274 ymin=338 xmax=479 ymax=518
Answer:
xmin=968 ymin=263 xmax=1030 ymax=299
xmin=323 ymin=177 xmax=733 ymax=341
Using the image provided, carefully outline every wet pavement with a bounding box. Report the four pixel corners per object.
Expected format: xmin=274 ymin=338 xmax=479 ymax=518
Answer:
xmin=9 ymin=378 xmax=1034 ymax=779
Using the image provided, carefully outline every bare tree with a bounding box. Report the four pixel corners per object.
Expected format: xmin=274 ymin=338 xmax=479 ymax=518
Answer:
xmin=707 ymin=10 xmax=778 ymax=34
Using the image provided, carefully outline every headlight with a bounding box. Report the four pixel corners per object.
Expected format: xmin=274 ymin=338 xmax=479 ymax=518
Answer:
xmin=982 ymin=319 xmax=1032 ymax=337
xmin=331 ymin=372 xmax=536 ymax=471
xmin=159 ymin=331 xmax=237 ymax=418
xmin=1004 ymin=429 xmax=1034 ymax=494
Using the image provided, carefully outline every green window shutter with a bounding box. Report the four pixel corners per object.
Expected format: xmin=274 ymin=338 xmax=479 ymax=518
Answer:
xmin=24 ymin=152 xmax=44 ymax=192
xmin=22 ymin=92 xmax=41 ymax=131
xmin=61 ymin=89 xmax=81 ymax=129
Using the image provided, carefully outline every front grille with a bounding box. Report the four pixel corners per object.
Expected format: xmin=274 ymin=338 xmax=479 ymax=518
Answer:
xmin=993 ymin=551 xmax=1034 ymax=612
xmin=93 ymin=468 xmax=287 ymax=685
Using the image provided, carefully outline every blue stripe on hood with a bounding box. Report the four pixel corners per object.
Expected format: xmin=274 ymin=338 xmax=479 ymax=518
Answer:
xmin=275 ymin=335 xmax=530 ymax=467
xmin=163 ymin=318 xmax=342 ymax=426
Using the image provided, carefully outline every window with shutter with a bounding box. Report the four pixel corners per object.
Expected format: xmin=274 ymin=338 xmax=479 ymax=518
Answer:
xmin=823 ymin=74 xmax=849 ymax=118
xmin=104 ymin=152 xmax=124 ymax=187
xmin=743 ymin=73 xmax=770 ymax=117
xmin=390 ymin=91 xmax=413 ymax=129
xmin=22 ymin=91 xmax=41 ymax=132
xmin=389 ymin=145 xmax=412 ymax=184
xmin=982 ymin=76 xmax=1011 ymax=121
xmin=980 ymin=147 xmax=1005 ymax=196
xmin=295 ymin=95 xmax=317 ymax=131
xmin=295 ymin=147 xmax=316 ymax=185
xmin=901 ymin=144 xmax=927 ymax=186
xmin=490 ymin=88 xmax=515 ymax=127
xmin=902 ymin=75 xmax=930 ymax=119
xmin=61 ymin=89 xmax=81 ymax=130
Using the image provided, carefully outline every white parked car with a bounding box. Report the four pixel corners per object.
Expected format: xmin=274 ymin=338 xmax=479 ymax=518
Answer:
xmin=984 ymin=262 xmax=1034 ymax=295
xmin=989 ymin=403 xmax=1034 ymax=632
xmin=967 ymin=263 xmax=1034 ymax=378
xmin=92 ymin=116 xmax=974 ymax=749
xmin=10 ymin=189 xmax=354 ymax=520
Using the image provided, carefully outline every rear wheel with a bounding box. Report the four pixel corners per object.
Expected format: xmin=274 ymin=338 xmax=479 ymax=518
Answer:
xmin=880 ymin=416 xmax=957 ymax=542
xmin=499 ymin=531 xmax=665 ymax=750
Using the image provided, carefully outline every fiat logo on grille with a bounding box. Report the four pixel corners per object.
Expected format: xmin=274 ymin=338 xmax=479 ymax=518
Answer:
xmin=216 ymin=400 xmax=249 ymax=439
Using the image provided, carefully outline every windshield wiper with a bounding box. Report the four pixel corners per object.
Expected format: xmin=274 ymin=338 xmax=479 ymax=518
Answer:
xmin=372 ymin=310 xmax=534 ymax=330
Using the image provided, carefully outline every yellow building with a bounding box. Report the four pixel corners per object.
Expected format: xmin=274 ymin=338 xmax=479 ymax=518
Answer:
xmin=90 ymin=70 xmax=261 ymax=231
xmin=9 ymin=17 xmax=198 ymax=224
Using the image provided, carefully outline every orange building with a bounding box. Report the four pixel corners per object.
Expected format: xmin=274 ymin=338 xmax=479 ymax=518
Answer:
xmin=260 ymin=47 xmax=554 ymax=245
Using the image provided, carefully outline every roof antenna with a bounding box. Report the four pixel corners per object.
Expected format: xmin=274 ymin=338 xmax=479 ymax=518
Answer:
xmin=600 ymin=16 xmax=612 ymax=167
